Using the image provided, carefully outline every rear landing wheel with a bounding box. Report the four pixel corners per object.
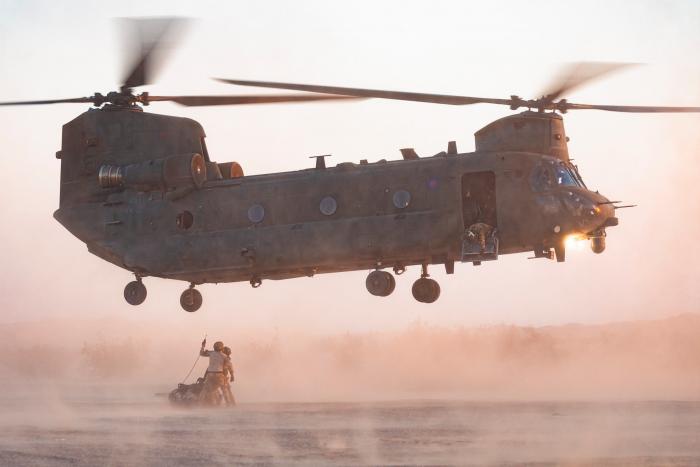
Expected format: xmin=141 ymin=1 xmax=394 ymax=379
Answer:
xmin=412 ymin=278 xmax=440 ymax=303
xmin=180 ymin=286 xmax=202 ymax=312
xmin=124 ymin=280 xmax=147 ymax=306
xmin=366 ymin=270 xmax=396 ymax=297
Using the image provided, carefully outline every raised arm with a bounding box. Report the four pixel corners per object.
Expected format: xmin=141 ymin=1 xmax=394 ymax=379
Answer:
xmin=200 ymin=339 xmax=209 ymax=357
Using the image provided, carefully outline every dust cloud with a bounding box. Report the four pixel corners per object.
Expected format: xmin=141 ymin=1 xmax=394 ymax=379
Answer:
xmin=1 ymin=313 xmax=698 ymax=402
xmin=1 ymin=313 xmax=699 ymax=466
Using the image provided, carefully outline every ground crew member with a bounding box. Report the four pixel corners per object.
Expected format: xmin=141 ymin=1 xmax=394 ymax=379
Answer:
xmin=222 ymin=346 xmax=236 ymax=406
xmin=199 ymin=339 xmax=227 ymax=405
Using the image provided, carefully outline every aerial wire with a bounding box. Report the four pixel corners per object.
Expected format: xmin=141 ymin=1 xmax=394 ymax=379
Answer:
xmin=180 ymin=333 xmax=206 ymax=384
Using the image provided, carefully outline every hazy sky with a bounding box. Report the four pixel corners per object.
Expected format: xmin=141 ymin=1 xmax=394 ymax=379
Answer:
xmin=0 ymin=0 xmax=698 ymax=331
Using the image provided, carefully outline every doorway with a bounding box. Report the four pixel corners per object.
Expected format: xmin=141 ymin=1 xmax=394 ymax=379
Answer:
xmin=461 ymin=171 xmax=497 ymax=229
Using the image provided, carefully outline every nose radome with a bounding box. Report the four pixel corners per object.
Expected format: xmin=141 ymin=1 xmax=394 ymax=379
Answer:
xmin=599 ymin=201 xmax=615 ymax=218
xmin=561 ymin=189 xmax=617 ymax=233
xmin=591 ymin=195 xmax=618 ymax=231
xmin=561 ymin=190 xmax=599 ymax=217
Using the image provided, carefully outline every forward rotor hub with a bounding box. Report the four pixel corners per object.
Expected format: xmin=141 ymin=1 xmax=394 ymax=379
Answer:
xmin=509 ymin=95 xmax=569 ymax=113
xmin=92 ymin=90 xmax=149 ymax=108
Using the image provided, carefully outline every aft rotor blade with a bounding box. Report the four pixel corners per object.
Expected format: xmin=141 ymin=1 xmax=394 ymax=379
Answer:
xmin=541 ymin=62 xmax=637 ymax=102
xmin=562 ymin=102 xmax=700 ymax=113
xmin=0 ymin=97 xmax=94 ymax=106
xmin=147 ymin=94 xmax=364 ymax=106
xmin=121 ymin=17 xmax=188 ymax=89
xmin=217 ymin=78 xmax=514 ymax=106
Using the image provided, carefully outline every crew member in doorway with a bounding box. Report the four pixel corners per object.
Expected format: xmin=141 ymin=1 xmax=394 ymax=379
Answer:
xmin=199 ymin=339 xmax=227 ymax=405
xmin=467 ymin=222 xmax=496 ymax=252
xmin=222 ymin=346 xmax=236 ymax=406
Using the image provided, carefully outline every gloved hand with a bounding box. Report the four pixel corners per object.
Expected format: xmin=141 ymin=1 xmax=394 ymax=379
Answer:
xmin=201 ymin=339 xmax=206 ymax=347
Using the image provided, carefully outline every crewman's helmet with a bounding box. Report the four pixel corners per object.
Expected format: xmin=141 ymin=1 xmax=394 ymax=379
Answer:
xmin=223 ymin=346 xmax=231 ymax=356
xmin=214 ymin=341 xmax=224 ymax=351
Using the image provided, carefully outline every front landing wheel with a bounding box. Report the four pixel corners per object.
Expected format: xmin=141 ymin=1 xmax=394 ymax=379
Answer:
xmin=412 ymin=278 xmax=440 ymax=303
xmin=124 ymin=280 xmax=147 ymax=306
xmin=180 ymin=287 xmax=203 ymax=312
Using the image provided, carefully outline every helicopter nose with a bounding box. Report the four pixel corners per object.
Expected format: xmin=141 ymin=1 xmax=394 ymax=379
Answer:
xmin=560 ymin=190 xmax=617 ymax=233
xmin=589 ymin=203 xmax=618 ymax=233
xmin=595 ymin=202 xmax=618 ymax=230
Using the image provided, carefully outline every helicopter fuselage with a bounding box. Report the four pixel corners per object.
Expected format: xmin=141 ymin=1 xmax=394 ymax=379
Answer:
xmin=52 ymin=107 xmax=617 ymax=289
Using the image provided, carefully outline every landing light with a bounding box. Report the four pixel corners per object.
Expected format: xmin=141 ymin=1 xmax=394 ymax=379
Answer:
xmin=564 ymin=234 xmax=587 ymax=251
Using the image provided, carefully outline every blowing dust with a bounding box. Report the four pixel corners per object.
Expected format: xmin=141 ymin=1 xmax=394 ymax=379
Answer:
xmin=1 ymin=314 xmax=699 ymax=466
xmin=1 ymin=313 xmax=698 ymax=402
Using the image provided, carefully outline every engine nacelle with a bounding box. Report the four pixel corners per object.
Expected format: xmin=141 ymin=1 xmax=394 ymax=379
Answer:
xmin=98 ymin=153 xmax=207 ymax=191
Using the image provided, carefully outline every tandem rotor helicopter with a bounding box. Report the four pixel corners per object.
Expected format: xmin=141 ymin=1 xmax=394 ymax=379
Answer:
xmin=3 ymin=18 xmax=699 ymax=311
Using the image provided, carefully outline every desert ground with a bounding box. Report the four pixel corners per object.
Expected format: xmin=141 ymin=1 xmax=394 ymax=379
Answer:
xmin=1 ymin=397 xmax=699 ymax=466
xmin=0 ymin=314 xmax=698 ymax=465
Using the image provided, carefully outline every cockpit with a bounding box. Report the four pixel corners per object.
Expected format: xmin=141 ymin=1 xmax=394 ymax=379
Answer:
xmin=530 ymin=160 xmax=586 ymax=192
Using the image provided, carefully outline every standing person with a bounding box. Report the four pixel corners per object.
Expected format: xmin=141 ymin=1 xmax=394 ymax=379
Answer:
xmin=199 ymin=339 xmax=226 ymax=405
xmin=222 ymin=346 xmax=236 ymax=406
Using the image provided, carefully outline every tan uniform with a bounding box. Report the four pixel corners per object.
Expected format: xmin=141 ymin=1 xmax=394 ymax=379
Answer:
xmin=199 ymin=348 xmax=226 ymax=405
xmin=222 ymin=356 xmax=236 ymax=406
xmin=467 ymin=222 xmax=494 ymax=252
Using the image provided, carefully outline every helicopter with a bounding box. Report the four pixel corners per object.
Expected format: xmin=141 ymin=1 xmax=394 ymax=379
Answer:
xmin=3 ymin=19 xmax=700 ymax=312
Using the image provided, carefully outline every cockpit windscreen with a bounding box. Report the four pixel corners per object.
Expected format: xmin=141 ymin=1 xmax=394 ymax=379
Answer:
xmin=555 ymin=165 xmax=578 ymax=187
xmin=530 ymin=162 xmax=586 ymax=192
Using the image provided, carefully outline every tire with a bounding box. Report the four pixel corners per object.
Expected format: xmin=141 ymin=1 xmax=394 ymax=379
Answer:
xmin=124 ymin=280 xmax=147 ymax=306
xmin=366 ymin=270 xmax=395 ymax=297
xmin=412 ymin=278 xmax=440 ymax=303
xmin=180 ymin=288 xmax=203 ymax=312
xmin=591 ymin=236 xmax=606 ymax=254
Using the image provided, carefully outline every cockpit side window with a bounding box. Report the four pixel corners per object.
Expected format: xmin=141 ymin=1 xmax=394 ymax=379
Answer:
xmin=529 ymin=164 xmax=555 ymax=192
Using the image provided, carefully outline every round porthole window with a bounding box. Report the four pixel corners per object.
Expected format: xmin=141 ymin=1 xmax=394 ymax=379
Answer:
xmin=393 ymin=190 xmax=411 ymax=209
xmin=176 ymin=210 xmax=194 ymax=230
xmin=319 ymin=196 xmax=337 ymax=216
xmin=248 ymin=204 xmax=265 ymax=223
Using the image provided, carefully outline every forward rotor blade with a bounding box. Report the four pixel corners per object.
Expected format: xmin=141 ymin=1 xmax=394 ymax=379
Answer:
xmin=217 ymin=78 xmax=513 ymax=106
xmin=541 ymin=62 xmax=637 ymax=102
xmin=218 ymin=78 xmax=700 ymax=114
xmin=147 ymin=94 xmax=363 ymax=106
xmin=563 ymin=102 xmax=700 ymax=113
xmin=0 ymin=97 xmax=94 ymax=106
xmin=121 ymin=17 xmax=188 ymax=89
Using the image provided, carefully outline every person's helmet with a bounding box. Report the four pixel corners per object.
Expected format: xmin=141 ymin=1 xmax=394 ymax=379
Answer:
xmin=213 ymin=341 xmax=224 ymax=351
xmin=223 ymin=346 xmax=231 ymax=356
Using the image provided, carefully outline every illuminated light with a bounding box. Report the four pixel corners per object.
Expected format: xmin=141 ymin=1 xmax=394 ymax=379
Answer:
xmin=564 ymin=234 xmax=587 ymax=251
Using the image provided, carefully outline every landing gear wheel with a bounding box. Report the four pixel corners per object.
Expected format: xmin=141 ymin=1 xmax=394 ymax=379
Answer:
xmin=124 ymin=280 xmax=147 ymax=306
xmin=180 ymin=286 xmax=203 ymax=312
xmin=412 ymin=278 xmax=440 ymax=303
xmin=365 ymin=270 xmax=396 ymax=297
xmin=590 ymin=236 xmax=606 ymax=254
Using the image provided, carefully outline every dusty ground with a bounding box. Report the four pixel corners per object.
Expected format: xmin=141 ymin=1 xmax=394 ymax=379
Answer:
xmin=1 ymin=314 xmax=698 ymax=465
xmin=0 ymin=391 xmax=699 ymax=466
